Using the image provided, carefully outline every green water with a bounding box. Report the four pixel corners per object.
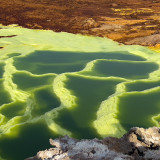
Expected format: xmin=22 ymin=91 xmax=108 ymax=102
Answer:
xmin=0 ymin=63 xmax=4 ymax=79
xmin=117 ymin=89 xmax=160 ymax=130
xmin=0 ymin=24 xmax=160 ymax=160
xmin=13 ymin=50 xmax=145 ymax=74
xmin=55 ymin=74 xmax=124 ymax=138
xmin=126 ymin=80 xmax=160 ymax=91
xmin=12 ymin=72 xmax=55 ymax=91
xmin=32 ymin=86 xmax=61 ymax=116
xmin=0 ymin=101 xmax=26 ymax=119
xmin=0 ymin=79 xmax=12 ymax=106
xmin=0 ymin=121 xmax=58 ymax=160
xmin=81 ymin=60 xmax=158 ymax=79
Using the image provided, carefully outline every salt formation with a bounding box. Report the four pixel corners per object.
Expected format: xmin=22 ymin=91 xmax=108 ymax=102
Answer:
xmin=27 ymin=136 xmax=132 ymax=160
xmin=26 ymin=127 xmax=160 ymax=160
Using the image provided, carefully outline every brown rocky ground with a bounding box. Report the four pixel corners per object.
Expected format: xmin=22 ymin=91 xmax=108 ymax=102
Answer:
xmin=0 ymin=0 xmax=160 ymax=46
xmin=26 ymin=127 xmax=160 ymax=160
xmin=1 ymin=1 xmax=160 ymax=159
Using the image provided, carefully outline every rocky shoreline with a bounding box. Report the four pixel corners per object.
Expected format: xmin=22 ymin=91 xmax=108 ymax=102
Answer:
xmin=26 ymin=127 xmax=160 ymax=160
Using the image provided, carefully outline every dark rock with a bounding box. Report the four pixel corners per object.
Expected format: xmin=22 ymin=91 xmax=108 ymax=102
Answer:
xmin=26 ymin=127 xmax=160 ymax=160
xmin=125 ymin=34 xmax=160 ymax=46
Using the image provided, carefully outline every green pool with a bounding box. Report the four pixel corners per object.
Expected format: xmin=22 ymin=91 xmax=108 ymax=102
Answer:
xmin=0 ymin=24 xmax=160 ymax=160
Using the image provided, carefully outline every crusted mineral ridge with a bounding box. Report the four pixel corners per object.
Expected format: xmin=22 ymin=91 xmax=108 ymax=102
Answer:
xmin=26 ymin=127 xmax=160 ymax=160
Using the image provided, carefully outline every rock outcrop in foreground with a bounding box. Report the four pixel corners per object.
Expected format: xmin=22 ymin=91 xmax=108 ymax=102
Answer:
xmin=26 ymin=127 xmax=160 ymax=160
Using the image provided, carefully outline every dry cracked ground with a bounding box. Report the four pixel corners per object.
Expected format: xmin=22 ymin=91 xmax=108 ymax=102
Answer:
xmin=0 ymin=0 xmax=160 ymax=46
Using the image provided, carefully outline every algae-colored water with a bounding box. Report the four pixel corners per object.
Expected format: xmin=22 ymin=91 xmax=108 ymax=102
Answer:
xmin=0 ymin=24 xmax=160 ymax=160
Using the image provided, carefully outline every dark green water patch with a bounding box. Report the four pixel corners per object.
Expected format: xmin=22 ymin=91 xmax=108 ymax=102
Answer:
xmin=32 ymin=86 xmax=60 ymax=116
xmin=0 ymin=79 xmax=12 ymax=106
xmin=125 ymin=80 xmax=160 ymax=91
xmin=55 ymin=74 xmax=124 ymax=139
xmin=15 ymin=62 xmax=88 ymax=74
xmin=81 ymin=60 xmax=158 ymax=79
xmin=7 ymin=53 xmax=21 ymax=58
xmin=117 ymin=89 xmax=160 ymax=130
xmin=13 ymin=72 xmax=55 ymax=91
xmin=0 ymin=62 xmax=5 ymax=78
xmin=13 ymin=50 xmax=145 ymax=74
xmin=55 ymin=108 xmax=99 ymax=139
xmin=0 ymin=121 xmax=58 ymax=160
xmin=0 ymin=101 xmax=26 ymax=119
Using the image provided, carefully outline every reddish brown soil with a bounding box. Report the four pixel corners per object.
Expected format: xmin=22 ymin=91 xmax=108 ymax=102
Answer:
xmin=0 ymin=0 xmax=160 ymax=45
